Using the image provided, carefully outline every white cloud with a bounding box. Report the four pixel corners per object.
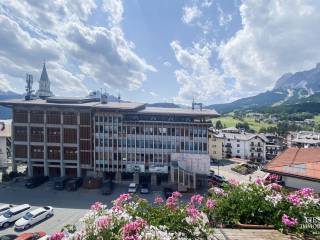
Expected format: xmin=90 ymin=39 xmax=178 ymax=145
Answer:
xmin=103 ymin=0 xmax=123 ymax=26
xmin=0 ymin=0 xmax=155 ymax=95
xmin=217 ymin=5 xmax=232 ymax=26
xmin=170 ymin=40 xmax=225 ymax=104
xmin=219 ymin=0 xmax=320 ymax=97
xmin=149 ymin=91 xmax=158 ymax=97
xmin=163 ymin=61 xmax=171 ymax=67
xmin=202 ymin=0 xmax=214 ymax=8
xmin=182 ymin=5 xmax=202 ymax=24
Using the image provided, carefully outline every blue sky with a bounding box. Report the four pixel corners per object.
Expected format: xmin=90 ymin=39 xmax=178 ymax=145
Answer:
xmin=0 ymin=0 xmax=320 ymax=105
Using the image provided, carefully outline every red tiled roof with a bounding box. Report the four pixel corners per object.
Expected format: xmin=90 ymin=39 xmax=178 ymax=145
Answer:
xmin=263 ymin=147 xmax=320 ymax=181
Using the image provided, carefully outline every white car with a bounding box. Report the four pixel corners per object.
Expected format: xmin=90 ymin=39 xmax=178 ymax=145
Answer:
xmin=15 ymin=206 xmax=54 ymax=230
xmin=0 ymin=204 xmax=13 ymax=216
xmin=0 ymin=204 xmax=31 ymax=228
xmin=128 ymin=183 xmax=138 ymax=193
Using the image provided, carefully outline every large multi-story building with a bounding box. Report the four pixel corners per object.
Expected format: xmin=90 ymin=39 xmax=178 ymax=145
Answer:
xmin=0 ymin=97 xmax=218 ymax=187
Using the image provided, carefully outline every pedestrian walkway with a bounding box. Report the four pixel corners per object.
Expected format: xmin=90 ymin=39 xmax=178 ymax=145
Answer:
xmin=213 ymin=229 xmax=301 ymax=240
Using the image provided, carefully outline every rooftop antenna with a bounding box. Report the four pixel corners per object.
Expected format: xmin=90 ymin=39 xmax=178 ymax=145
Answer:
xmin=25 ymin=73 xmax=34 ymax=100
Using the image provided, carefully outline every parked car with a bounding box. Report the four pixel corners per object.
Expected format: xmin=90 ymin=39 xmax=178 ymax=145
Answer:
xmin=128 ymin=183 xmax=137 ymax=193
xmin=0 ymin=204 xmax=13 ymax=216
xmin=25 ymin=176 xmax=49 ymax=189
xmin=0 ymin=235 xmax=18 ymax=240
xmin=101 ymin=180 xmax=113 ymax=195
xmin=15 ymin=206 xmax=53 ymax=230
xmin=140 ymin=183 xmax=149 ymax=194
xmin=163 ymin=187 xmax=173 ymax=199
xmin=53 ymin=177 xmax=70 ymax=190
xmin=66 ymin=178 xmax=83 ymax=191
xmin=0 ymin=204 xmax=31 ymax=228
xmin=16 ymin=232 xmax=46 ymax=240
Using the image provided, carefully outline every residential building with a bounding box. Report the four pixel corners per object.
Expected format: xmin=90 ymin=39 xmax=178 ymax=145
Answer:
xmin=265 ymin=133 xmax=285 ymax=160
xmin=208 ymin=127 xmax=268 ymax=162
xmin=208 ymin=128 xmax=224 ymax=160
xmin=287 ymin=131 xmax=320 ymax=148
xmin=263 ymin=148 xmax=320 ymax=192
xmin=0 ymin=120 xmax=12 ymax=170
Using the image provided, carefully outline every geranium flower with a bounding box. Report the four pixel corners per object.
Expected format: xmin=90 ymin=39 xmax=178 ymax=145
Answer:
xmin=154 ymin=196 xmax=164 ymax=205
xmin=90 ymin=201 xmax=103 ymax=211
xmin=49 ymin=232 xmax=65 ymax=240
xmin=287 ymin=194 xmax=302 ymax=206
xmin=229 ymin=178 xmax=240 ymax=186
xmin=115 ymin=193 xmax=131 ymax=206
xmin=282 ymin=214 xmax=298 ymax=227
xmin=96 ymin=216 xmax=111 ymax=230
xmin=190 ymin=194 xmax=203 ymax=205
xmin=206 ymin=199 xmax=216 ymax=209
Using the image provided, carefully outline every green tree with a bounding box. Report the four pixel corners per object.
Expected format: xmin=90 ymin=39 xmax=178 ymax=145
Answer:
xmin=215 ymin=120 xmax=223 ymax=129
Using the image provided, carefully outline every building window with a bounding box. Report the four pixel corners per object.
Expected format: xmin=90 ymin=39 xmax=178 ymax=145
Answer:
xmin=64 ymin=147 xmax=77 ymax=160
xmin=47 ymin=111 xmax=61 ymax=124
xmin=47 ymin=128 xmax=60 ymax=143
xmin=63 ymin=112 xmax=77 ymax=125
xmin=14 ymin=109 xmax=28 ymax=123
xmin=30 ymin=127 xmax=44 ymax=142
xmin=31 ymin=146 xmax=44 ymax=159
xmin=14 ymin=126 xmax=27 ymax=141
xmin=63 ymin=128 xmax=77 ymax=144
xmin=30 ymin=110 xmax=44 ymax=124
xmin=237 ymin=144 xmax=240 ymax=147
xmin=14 ymin=145 xmax=27 ymax=158
xmin=47 ymin=146 xmax=60 ymax=160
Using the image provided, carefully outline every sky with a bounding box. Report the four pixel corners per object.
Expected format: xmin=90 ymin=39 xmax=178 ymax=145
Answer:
xmin=0 ymin=0 xmax=320 ymax=105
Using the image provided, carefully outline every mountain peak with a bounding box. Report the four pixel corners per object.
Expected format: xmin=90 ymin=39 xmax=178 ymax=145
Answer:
xmin=273 ymin=63 xmax=320 ymax=92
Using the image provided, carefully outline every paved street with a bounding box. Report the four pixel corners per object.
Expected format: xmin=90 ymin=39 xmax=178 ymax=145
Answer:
xmin=210 ymin=159 xmax=267 ymax=183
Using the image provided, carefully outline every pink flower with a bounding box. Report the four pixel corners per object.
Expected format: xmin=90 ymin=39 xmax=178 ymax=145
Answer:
xmin=122 ymin=219 xmax=146 ymax=239
xmin=282 ymin=214 xmax=298 ymax=227
xmin=190 ymin=194 xmax=204 ymax=205
xmin=206 ymin=199 xmax=216 ymax=209
xmin=287 ymin=194 xmax=302 ymax=206
xmin=115 ymin=193 xmax=131 ymax=206
xmin=297 ymin=188 xmax=314 ymax=198
xmin=229 ymin=178 xmax=240 ymax=186
xmin=268 ymin=183 xmax=282 ymax=191
xmin=186 ymin=204 xmax=201 ymax=219
xmin=255 ymin=178 xmax=264 ymax=185
xmin=90 ymin=201 xmax=103 ymax=211
xmin=49 ymin=232 xmax=65 ymax=240
xmin=111 ymin=205 xmax=123 ymax=212
xmin=96 ymin=216 xmax=111 ymax=230
xmin=213 ymin=187 xmax=225 ymax=196
xmin=166 ymin=196 xmax=177 ymax=209
xmin=172 ymin=191 xmax=182 ymax=198
xmin=154 ymin=196 xmax=164 ymax=205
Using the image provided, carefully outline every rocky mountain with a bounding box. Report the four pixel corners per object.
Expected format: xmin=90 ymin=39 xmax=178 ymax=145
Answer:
xmin=208 ymin=63 xmax=320 ymax=113
xmin=274 ymin=63 xmax=320 ymax=92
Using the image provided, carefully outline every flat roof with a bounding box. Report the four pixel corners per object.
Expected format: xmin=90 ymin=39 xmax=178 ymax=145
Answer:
xmin=0 ymin=98 xmax=219 ymax=116
xmin=140 ymin=107 xmax=219 ymax=117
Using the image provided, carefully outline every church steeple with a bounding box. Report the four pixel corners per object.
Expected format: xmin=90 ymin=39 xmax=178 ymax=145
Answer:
xmin=36 ymin=62 xmax=53 ymax=99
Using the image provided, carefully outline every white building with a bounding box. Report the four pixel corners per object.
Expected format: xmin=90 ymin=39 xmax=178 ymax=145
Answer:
xmin=209 ymin=127 xmax=268 ymax=162
xmin=287 ymin=131 xmax=320 ymax=148
xmin=0 ymin=120 xmax=12 ymax=169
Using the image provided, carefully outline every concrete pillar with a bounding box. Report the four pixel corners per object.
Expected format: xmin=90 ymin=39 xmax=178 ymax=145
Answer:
xmin=133 ymin=172 xmax=139 ymax=184
xmin=27 ymin=111 xmax=32 ymax=177
xmin=77 ymin=112 xmax=81 ymax=177
xmin=43 ymin=111 xmax=48 ymax=176
xmin=60 ymin=112 xmax=65 ymax=177
xmin=151 ymin=173 xmax=157 ymax=186
xmin=115 ymin=172 xmax=122 ymax=183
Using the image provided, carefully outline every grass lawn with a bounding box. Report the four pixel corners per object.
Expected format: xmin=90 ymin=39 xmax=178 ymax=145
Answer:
xmin=313 ymin=114 xmax=320 ymax=124
xmin=212 ymin=116 xmax=276 ymax=132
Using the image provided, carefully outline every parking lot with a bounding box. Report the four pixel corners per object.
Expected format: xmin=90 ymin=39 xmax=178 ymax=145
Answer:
xmin=0 ymin=179 xmax=182 ymax=235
